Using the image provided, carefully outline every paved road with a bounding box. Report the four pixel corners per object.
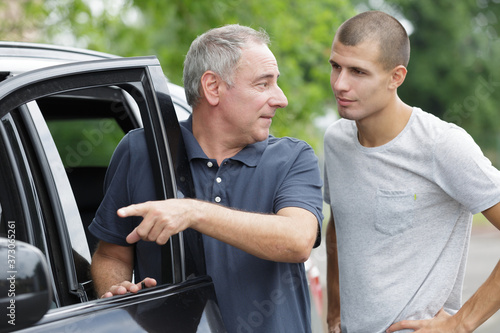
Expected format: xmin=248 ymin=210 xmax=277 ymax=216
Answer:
xmin=310 ymin=224 xmax=500 ymax=333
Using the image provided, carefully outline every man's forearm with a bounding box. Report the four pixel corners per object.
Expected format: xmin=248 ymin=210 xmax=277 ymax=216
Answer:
xmin=453 ymin=259 xmax=500 ymax=332
xmin=122 ymin=199 xmax=319 ymax=263
xmin=190 ymin=201 xmax=318 ymax=263
xmin=90 ymin=243 xmax=134 ymax=297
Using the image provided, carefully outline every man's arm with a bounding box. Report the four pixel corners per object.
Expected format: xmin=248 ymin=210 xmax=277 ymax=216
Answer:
xmin=388 ymin=202 xmax=500 ymax=333
xmin=326 ymin=210 xmax=341 ymax=332
xmin=90 ymin=241 xmax=156 ymax=298
xmin=119 ymin=198 xmax=318 ymax=263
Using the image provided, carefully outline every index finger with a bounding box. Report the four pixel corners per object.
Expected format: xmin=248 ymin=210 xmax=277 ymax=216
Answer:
xmin=118 ymin=202 xmax=149 ymax=218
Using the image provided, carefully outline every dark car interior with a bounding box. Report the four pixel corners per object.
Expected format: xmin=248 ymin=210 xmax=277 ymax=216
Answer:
xmin=37 ymin=87 xmax=139 ymax=254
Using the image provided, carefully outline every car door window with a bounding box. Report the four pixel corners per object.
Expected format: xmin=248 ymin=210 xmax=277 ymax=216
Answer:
xmin=0 ymin=113 xmax=44 ymax=248
xmin=0 ymin=57 xmax=191 ymax=308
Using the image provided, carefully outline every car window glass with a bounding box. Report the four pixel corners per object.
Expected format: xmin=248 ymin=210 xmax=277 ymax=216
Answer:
xmin=0 ymin=114 xmax=40 ymax=246
xmin=38 ymin=90 xmax=137 ymax=256
xmin=0 ymin=57 xmax=191 ymax=306
xmin=46 ymin=118 xmax=124 ymax=169
xmin=0 ymin=112 xmax=60 ymax=306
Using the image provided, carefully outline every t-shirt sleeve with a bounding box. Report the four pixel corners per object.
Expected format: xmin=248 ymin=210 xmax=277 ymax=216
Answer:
xmin=274 ymin=141 xmax=324 ymax=247
xmin=433 ymin=126 xmax=500 ymax=214
xmin=89 ymin=129 xmax=154 ymax=246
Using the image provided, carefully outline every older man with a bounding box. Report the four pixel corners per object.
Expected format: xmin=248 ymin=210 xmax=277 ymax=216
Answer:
xmin=90 ymin=24 xmax=323 ymax=332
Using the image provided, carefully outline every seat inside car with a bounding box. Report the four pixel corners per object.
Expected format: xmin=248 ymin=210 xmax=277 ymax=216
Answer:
xmin=66 ymin=166 xmax=106 ymax=254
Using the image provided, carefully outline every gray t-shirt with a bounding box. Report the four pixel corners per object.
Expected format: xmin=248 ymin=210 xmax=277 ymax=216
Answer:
xmin=323 ymin=107 xmax=500 ymax=333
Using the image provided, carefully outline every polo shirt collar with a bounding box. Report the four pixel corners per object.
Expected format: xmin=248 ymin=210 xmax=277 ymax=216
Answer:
xmin=180 ymin=115 xmax=267 ymax=167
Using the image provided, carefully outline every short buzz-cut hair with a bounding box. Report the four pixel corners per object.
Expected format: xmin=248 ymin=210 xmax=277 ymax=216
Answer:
xmin=183 ymin=24 xmax=270 ymax=107
xmin=335 ymin=10 xmax=410 ymax=71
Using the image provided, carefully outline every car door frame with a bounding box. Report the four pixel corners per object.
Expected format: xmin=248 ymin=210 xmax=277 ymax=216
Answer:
xmin=0 ymin=55 xmax=224 ymax=332
xmin=0 ymin=56 xmax=186 ymax=286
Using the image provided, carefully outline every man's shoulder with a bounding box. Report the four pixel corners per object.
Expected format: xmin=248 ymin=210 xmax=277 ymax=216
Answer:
xmin=267 ymin=135 xmax=313 ymax=151
xmin=411 ymin=107 xmax=469 ymax=142
xmin=122 ymin=128 xmax=147 ymax=149
xmin=324 ymin=118 xmax=356 ymax=143
xmin=111 ymin=128 xmax=149 ymax=163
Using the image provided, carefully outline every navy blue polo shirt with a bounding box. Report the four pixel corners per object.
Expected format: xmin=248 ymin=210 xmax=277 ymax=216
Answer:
xmin=90 ymin=116 xmax=324 ymax=333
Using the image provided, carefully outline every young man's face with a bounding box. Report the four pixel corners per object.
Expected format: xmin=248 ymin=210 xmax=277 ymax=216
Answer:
xmin=329 ymin=38 xmax=395 ymax=123
xmin=218 ymin=42 xmax=288 ymax=145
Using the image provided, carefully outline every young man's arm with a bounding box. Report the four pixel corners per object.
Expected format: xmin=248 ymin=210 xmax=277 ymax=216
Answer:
xmin=326 ymin=210 xmax=342 ymax=332
xmin=387 ymin=202 xmax=500 ymax=333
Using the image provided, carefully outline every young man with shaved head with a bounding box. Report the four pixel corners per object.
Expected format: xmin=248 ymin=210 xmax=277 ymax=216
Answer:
xmin=324 ymin=10 xmax=500 ymax=333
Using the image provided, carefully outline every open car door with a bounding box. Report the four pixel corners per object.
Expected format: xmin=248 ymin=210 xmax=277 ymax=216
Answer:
xmin=0 ymin=56 xmax=223 ymax=332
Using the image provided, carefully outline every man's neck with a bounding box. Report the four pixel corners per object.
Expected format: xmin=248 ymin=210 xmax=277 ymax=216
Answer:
xmin=192 ymin=112 xmax=244 ymax=166
xmin=356 ymin=100 xmax=413 ymax=148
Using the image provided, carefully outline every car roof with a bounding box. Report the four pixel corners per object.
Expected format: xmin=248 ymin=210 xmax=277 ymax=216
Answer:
xmin=0 ymin=41 xmax=191 ymax=118
xmin=0 ymin=41 xmax=118 ymax=74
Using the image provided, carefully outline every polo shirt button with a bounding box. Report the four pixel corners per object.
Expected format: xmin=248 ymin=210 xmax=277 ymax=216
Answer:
xmin=207 ymin=161 xmax=213 ymax=168
xmin=215 ymin=196 xmax=221 ymax=203
xmin=216 ymin=177 xmax=222 ymax=183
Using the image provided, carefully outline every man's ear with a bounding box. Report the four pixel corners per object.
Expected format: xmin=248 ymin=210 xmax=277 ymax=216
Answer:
xmin=200 ymin=71 xmax=220 ymax=106
xmin=389 ymin=65 xmax=407 ymax=90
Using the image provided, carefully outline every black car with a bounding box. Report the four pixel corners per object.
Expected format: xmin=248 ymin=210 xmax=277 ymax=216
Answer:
xmin=0 ymin=42 xmax=226 ymax=332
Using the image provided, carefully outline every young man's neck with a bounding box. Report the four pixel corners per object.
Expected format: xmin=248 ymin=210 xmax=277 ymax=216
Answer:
xmin=356 ymin=99 xmax=412 ymax=148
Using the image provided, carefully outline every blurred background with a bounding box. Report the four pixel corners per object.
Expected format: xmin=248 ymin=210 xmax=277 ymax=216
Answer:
xmin=3 ymin=0 xmax=500 ymax=162
xmin=2 ymin=0 xmax=499 ymax=331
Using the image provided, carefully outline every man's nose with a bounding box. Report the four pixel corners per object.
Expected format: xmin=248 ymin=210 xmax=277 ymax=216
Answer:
xmin=271 ymin=85 xmax=288 ymax=109
xmin=332 ymin=70 xmax=348 ymax=92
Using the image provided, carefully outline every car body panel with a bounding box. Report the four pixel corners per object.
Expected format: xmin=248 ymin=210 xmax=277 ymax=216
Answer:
xmin=21 ymin=277 xmax=224 ymax=333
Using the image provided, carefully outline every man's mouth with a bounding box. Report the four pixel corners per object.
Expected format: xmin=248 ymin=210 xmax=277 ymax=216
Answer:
xmin=336 ymin=96 xmax=355 ymax=107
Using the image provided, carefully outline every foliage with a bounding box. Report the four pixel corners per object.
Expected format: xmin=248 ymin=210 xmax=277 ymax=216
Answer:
xmin=0 ymin=0 xmax=47 ymax=41
xmin=4 ymin=0 xmax=499 ymax=164
xmin=1 ymin=0 xmax=355 ymax=151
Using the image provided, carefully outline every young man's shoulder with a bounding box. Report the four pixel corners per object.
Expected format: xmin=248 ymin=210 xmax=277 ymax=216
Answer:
xmin=411 ymin=107 xmax=469 ymax=142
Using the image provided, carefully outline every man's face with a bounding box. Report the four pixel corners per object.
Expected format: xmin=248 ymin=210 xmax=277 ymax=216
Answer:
xmin=329 ymin=38 xmax=394 ymax=123
xmin=218 ymin=42 xmax=288 ymax=145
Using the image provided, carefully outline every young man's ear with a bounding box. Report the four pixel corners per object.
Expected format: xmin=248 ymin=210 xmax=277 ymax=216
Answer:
xmin=389 ymin=65 xmax=408 ymax=90
xmin=200 ymin=71 xmax=220 ymax=106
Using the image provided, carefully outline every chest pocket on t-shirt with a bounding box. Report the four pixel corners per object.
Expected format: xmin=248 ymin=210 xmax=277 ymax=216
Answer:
xmin=375 ymin=189 xmax=415 ymax=236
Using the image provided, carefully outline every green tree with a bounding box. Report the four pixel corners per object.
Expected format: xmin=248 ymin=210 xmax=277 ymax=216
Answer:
xmin=3 ymin=0 xmax=356 ymax=150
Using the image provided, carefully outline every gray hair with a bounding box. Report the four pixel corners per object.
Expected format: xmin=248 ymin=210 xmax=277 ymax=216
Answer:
xmin=183 ymin=24 xmax=270 ymax=107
